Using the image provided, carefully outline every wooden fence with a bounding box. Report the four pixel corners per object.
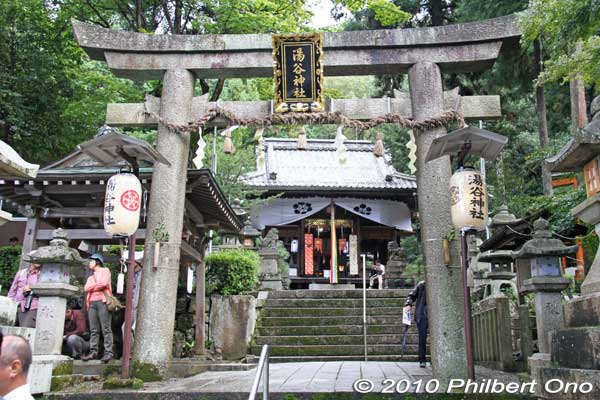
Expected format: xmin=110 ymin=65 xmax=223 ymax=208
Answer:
xmin=472 ymin=296 xmax=532 ymax=371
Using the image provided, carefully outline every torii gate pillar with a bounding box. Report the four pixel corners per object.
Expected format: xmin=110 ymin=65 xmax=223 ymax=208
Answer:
xmin=133 ymin=69 xmax=195 ymax=371
xmin=409 ymin=62 xmax=467 ymax=381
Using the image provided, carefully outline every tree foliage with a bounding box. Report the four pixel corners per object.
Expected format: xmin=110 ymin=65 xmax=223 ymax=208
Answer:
xmin=521 ymin=0 xmax=600 ymax=87
xmin=205 ymin=249 xmax=260 ymax=295
xmin=0 ymin=245 xmax=21 ymax=296
xmin=335 ymin=0 xmax=411 ymax=26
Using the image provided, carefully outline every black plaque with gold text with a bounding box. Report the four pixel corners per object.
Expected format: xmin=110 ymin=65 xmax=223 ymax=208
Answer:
xmin=273 ymin=33 xmax=324 ymax=113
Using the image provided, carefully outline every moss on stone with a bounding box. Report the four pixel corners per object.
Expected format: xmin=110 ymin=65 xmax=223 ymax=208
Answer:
xmin=131 ymin=361 xmax=162 ymax=382
xmin=102 ymin=364 xmax=122 ymax=378
xmin=52 ymin=361 xmax=73 ymax=376
xmin=102 ymin=377 xmax=144 ymax=390
xmin=50 ymin=375 xmax=80 ymax=392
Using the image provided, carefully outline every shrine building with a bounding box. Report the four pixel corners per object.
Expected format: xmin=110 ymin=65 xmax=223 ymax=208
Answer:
xmin=243 ymin=137 xmax=417 ymax=288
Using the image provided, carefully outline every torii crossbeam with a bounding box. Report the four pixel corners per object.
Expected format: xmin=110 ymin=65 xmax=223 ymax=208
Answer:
xmin=72 ymin=15 xmax=521 ymax=382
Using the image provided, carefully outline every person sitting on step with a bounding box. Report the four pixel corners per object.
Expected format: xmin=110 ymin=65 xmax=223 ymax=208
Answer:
xmin=62 ymin=301 xmax=89 ymax=360
xmin=368 ymin=259 xmax=385 ymax=289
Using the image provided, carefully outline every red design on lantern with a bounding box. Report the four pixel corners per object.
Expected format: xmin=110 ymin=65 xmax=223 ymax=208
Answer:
xmin=120 ymin=190 xmax=140 ymax=211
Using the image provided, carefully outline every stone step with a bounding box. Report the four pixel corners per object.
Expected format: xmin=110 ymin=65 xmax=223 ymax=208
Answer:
xmin=246 ymin=354 xmax=427 ymax=363
xmin=250 ymin=344 xmax=425 ymax=356
xmin=267 ymin=289 xmax=411 ymax=299
xmin=72 ymin=360 xmax=120 ymax=377
xmin=258 ymin=315 xmax=404 ymax=326
xmin=255 ymin=334 xmax=419 ymax=346
xmin=261 ymin=306 xmax=404 ymax=317
xmin=264 ymin=298 xmax=406 ymax=308
xmin=257 ymin=324 xmax=411 ymax=336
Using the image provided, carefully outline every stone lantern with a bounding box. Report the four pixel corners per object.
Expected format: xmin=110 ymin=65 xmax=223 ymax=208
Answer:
xmin=511 ymin=218 xmax=577 ymax=355
xmin=484 ymin=206 xmax=518 ymax=281
xmin=241 ymin=218 xmax=261 ymax=249
xmin=529 ymin=94 xmax=600 ymax=399
xmin=479 ymin=250 xmax=515 ymax=280
xmin=221 ymin=198 xmax=246 ymax=248
xmin=23 ymin=228 xmax=85 ymax=392
xmin=545 ymin=95 xmax=600 ymax=318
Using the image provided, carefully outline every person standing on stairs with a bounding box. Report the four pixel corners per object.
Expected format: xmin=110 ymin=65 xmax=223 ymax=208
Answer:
xmin=404 ymin=280 xmax=427 ymax=368
xmin=81 ymin=254 xmax=114 ymax=363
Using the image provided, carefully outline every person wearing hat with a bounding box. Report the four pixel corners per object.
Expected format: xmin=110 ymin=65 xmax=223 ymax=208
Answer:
xmin=81 ymin=254 xmax=114 ymax=363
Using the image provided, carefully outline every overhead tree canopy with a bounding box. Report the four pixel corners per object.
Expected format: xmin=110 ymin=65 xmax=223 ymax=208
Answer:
xmin=521 ymin=0 xmax=600 ymax=87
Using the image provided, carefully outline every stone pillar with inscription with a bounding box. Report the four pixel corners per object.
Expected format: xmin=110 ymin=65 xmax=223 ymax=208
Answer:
xmin=24 ymin=228 xmax=84 ymax=394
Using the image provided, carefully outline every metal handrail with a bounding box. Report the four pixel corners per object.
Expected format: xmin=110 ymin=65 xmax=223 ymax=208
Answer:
xmin=248 ymin=344 xmax=269 ymax=400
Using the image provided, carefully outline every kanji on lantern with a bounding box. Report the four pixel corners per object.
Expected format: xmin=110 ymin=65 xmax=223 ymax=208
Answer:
xmin=104 ymin=173 xmax=142 ymax=237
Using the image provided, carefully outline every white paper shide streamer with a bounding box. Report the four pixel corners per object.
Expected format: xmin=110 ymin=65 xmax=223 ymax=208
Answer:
xmin=254 ymin=127 xmax=266 ymax=170
xmin=192 ymin=127 xmax=207 ymax=168
xmin=406 ymin=129 xmax=417 ymax=174
xmin=334 ymin=125 xmax=348 ymax=164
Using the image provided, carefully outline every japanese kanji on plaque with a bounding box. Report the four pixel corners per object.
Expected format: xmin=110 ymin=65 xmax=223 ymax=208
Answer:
xmin=273 ymin=33 xmax=324 ymax=113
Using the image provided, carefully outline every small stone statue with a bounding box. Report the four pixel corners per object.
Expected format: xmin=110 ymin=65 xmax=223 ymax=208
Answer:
xmin=259 ymin=228 xmax=279 ymax=250
xmin=387 ymin=241 xmax=405 ymax=262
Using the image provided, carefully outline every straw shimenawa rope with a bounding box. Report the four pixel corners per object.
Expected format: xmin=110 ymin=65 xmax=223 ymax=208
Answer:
xmin=143 ymin=107 xmax=466 ymax=135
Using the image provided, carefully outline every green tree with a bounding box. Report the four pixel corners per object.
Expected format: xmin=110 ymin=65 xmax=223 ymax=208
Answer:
xmin=0 ymin=0 xmax=146 ymax=164
xmin=521 ymin=0 xmax=600 ymax=87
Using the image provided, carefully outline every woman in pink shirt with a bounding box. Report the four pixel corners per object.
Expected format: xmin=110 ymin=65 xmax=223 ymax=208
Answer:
xmin=81 ymin=254 xmax=113 ymax=363
xmin=8 ymin=263 xmax=41 ymax=328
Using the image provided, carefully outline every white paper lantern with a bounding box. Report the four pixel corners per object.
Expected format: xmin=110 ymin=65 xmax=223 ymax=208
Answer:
xmin=449 ymin=168 xmax=488 ymax=231
xmin=104 ymin=173 xmax=142 ymax=237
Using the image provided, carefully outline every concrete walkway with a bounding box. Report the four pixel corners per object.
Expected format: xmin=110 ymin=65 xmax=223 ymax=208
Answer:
xmin=141 ymin=361 xmax=520 ymax=395
xmin=53 ymin=361 xmax=524 ymax=399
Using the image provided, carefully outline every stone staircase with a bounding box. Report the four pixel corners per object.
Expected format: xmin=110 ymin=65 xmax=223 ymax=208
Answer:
xmin=250 ymin=289 xmax=427 ymax=362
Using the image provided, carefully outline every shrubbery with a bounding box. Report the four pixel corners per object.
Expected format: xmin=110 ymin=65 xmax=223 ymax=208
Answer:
xmin=206 ymin=249 xmax=259 ymax=295
xmin=0 ymin=246 xmax=21 ymax=295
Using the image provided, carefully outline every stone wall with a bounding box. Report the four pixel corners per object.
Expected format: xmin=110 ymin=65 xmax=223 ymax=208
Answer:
xmin=172 ymin=290 xmax=210 ymax=358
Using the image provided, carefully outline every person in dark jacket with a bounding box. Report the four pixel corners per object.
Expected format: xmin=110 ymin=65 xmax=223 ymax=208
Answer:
xmin=404 ymin=280 xmax=427 ymax=368
xmin=62 ymin=305 xmax=89 ymax=360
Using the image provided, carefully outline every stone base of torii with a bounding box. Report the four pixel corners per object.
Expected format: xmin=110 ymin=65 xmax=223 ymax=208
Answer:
xmin=71 ymin=15 xmax=521 ymax=385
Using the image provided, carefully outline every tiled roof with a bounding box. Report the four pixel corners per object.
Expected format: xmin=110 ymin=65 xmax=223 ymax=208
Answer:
xmin=242 ymin=138 xmax=416 ymax=191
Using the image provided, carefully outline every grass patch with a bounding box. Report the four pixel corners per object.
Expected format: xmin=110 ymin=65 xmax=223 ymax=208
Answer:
xmin=131 ymin=361 xmax=162 ymax=382
xmin=102 ymin=377 xmax=144 ymax=390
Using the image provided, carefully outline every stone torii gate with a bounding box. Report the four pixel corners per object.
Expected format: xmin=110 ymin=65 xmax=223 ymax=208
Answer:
xmin=72 ymin=15 xmax=520 ymax=381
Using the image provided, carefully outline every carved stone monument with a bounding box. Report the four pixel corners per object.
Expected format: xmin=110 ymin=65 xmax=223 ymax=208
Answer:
xmin=257 ymin=228 xmax=283 ymax=290
xmin=23 ymin=228 xmax=84 ymax=394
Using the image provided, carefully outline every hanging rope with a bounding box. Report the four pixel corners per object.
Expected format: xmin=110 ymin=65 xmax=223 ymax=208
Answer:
xmin=143 ymin=107 xmax=466 ymax=135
